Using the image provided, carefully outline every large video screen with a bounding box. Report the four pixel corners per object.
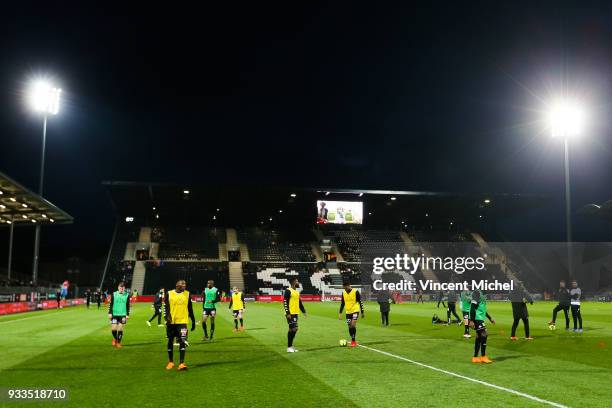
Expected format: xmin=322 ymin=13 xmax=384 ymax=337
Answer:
xmin=316 ymin=200 xmax=363 ymax=224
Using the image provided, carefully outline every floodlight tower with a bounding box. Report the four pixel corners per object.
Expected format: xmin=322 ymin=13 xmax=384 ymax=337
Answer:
xmin=547 ymin=99 xmax=585 ymax=278
xmin=27 ymin=80 xmax=62 ymax=285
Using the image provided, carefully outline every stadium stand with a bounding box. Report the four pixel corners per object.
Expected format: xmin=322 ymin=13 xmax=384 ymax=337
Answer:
xmin=143 ymin=261 xmax=229 ymax=294
xmin=155 ymin=227 xmax=225 ymax=260
xmin=329 ymin=229 xmax=407 ymax=262
xmin=238 ymin=228 xmax=316 ymax=262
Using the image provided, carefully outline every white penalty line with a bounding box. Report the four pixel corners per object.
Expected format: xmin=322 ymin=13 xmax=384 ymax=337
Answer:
xmin=359 ymin=345 xmax=568 ymax=408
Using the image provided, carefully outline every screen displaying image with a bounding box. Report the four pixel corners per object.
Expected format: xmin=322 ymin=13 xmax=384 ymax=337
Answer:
xmin=316 ymin=200 xmax=363 ymax=224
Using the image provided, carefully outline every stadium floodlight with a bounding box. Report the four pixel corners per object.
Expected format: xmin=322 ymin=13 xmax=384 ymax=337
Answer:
xmin=183 ymin=189 xmax=190 ymax=194
xmin=26 ymin=77 xmax=63 ymax=285
xmin=547 ymin=99 xmax=585 ymax=138
xmin=390 ymin=196 xmax=397 ymax=201
xmin=545 ymin=98 xmax=586 ymax=277
xmin=28 ymin=80 xmax=62 ymax=115
xmin=290 ymin=193 xmax=297 ymax=198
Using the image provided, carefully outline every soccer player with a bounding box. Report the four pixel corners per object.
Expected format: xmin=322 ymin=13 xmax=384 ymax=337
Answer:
xmin=284 ymin=277 xmax=307 ymax=353
xmin=229 ymin=286 xmax=246 ymax=332
xmin=377 ymin=290 xmax=390 ymax=326
xmin=147 ymin=288 xmax=164 ymax=327
xmin=95 ymin=290 xmax=102 ymax=309
xmin=570 ymin=280 xmax=583 ymax=333
xmin=107 ymin=282 xmax=130 ymax=349
xmin=85 ymin=289 xmax=91 ymax=309
xmin=202 ymin=280 xmax=221 ymax=340
xmin=436 ymin=290 xmax=446 ymax=309
xmin=446 ymin=291 xmax=461 ymax=324
xmin=469 ymin=289 xmax=495 ymax=363
xmin=510 ymin=289 xmax=533 ymax=340
xmin=460 ymin=289 xmax=471 ymax=338
xmin=416 ymin=289 xmax=424 ymax=304
xmin=164 ymin=280 xmax=196 ymax=371
xmin=338 ymin=281 xmax=364 ymax=347
xmin=548 ymin=280 xmax=571 ymax=330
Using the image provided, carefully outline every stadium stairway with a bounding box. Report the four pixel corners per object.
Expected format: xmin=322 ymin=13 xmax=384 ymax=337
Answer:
xmin=239 ymin=243 xmax=250 ymax=261
xmin=131 ymin=261 xmax=146 ymax=293
xmin=138 ymin=227 xmax=152 ymax=243
xmin=219 ymin=243 xmax=228 ymax=261
xmin=471 ymin=233 xmax=531 ymax=294
xmin=229 ymin=262 xmax=245 ymax=290
xmin=226 ymin=228 xmax=239 ymax=248
xmin=400 ymin=232 xmax=438 ymax=282
xmin=310 ymin=242 xmax=323 ymax=262
xmin=330 ymin=243 xmax=345 ymax=262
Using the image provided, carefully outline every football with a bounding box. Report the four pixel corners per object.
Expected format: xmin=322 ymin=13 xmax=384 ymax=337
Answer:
xmin=549 ymin=324 xmax=557 ymax=331
xmin=339 ymin=339 xmax=347 ymax=347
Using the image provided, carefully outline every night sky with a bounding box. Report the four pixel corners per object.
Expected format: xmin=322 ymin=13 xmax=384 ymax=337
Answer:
xmin=1 ymin=3 xmax=612 ymax=267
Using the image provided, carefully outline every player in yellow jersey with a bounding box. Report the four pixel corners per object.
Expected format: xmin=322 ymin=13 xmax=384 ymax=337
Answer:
xmin=164 ymin=280 xmax=195 ymax=371
xmin=229 ymin=286 xmax=246 ymax=332
xmin=284 ymin=277 xmax=307 ymax=353
xmin=338 ymin=281 xmax=364 ymax=347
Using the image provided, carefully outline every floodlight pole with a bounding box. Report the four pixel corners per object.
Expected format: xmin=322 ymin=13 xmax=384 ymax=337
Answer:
xmin=8 ymin=217 xmax=14 ymax=280
xmin=32 ymin=113 xmax=47 ymax=285
xmin=564 ymin=137 xmax=573 ymax=278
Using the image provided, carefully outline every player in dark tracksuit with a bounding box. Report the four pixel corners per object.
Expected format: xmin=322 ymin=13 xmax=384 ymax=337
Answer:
xmin=377 ymin=291 xmax=391 ymax=326
xmin=548 ymin=280 xmax=571 ymax=330
xmin=147 ymin=288 xmax=165 ymax=326
xmin=446 ymin=291 xmax=461 ymax=324
xmin=436 ymin=290 xmax=446 ymax=308
xmin=510 ymin=289 xmax=533 ymax=340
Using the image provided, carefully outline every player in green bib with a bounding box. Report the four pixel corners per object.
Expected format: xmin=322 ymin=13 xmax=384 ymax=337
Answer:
xmin=460 ymin=290 xmax=472 ymax=338
xmin=469 ymin=289 xmax=495 ymax=363
xmin=107 ymin=282 xmax=131 ymax=348
xmin=201 ymin=280 xmax=221 ymax=341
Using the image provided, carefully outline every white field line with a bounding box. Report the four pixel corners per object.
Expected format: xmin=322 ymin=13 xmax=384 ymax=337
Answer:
xmin=359 ymin=344 xmax=568 ymax=408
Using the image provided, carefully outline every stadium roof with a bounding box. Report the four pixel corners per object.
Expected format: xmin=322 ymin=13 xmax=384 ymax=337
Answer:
xmin=0 ymin=171 xmax=73 ymax=226
xmin=103 ymin=181 xmax=548 ymax=227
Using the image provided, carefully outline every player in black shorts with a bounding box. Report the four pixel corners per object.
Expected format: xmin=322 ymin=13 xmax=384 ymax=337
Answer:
xmin=284 ymin=277 xmax=307 ymax=353
xmin=510 ymin=289 xmax=533 ymax=340
xmin=469 ymin=289 xmax=495 ymax=363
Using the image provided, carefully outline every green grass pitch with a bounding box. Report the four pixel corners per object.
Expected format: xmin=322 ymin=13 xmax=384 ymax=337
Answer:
xmin=1 ymin=301 xmax=610 ymax=407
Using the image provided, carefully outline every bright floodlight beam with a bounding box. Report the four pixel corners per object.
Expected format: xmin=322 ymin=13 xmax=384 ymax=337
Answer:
xmin=547 ymin=100 xmax=584 ymax=138
xmin=28 ymin=80 xmax=62 ymax=115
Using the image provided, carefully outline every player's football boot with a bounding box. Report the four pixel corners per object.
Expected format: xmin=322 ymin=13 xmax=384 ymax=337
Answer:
xmin=480 ymin=356 xmax=493 ymax=364
xmin=165 ymin=362 xmax=174 ymax=370
xmin=202 ymin=335 xmax=209 ymax=341
xmin=239 ymin=326 xmax=245 ymax=332
xmin=525 ymin=337 xmax=534 ymax=340
xmin=510 ymin=336 xmax=518 ymax=341
xmin=146 ymin=321 xmax=151 ymax=327
xmin=232 ymin=328 xmax=238 ymax=333
xmin=112 ymin=339 xmax=117 ymax=346
xmin=463 ymin=333 xmax=471 ymax=338
xmin=115 ymin=342 xmax=123 ymax=349
xmin=349 ymin=340 xmax=358 ymax=347
xmin=471 ymin=357 xmax=481 ymax=363
xmin=287 ymin=347 xmax=296 ymax=353
xmin=177 ymin=363 xmax=188 ymax=371
xmin=547 ymin=321 xmax=554 ymax=326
